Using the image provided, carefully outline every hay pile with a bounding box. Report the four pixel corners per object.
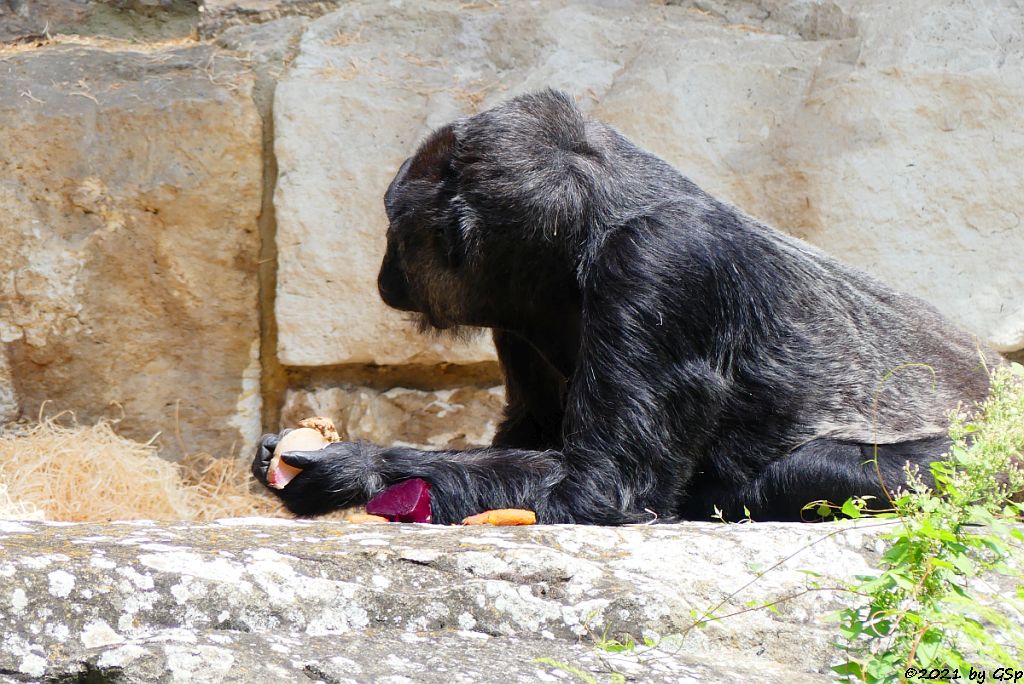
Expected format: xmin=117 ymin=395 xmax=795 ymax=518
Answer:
xmin=0 ymin=414 xmax=286 ymax=522
xmin=0 ymin=482 xmax=43 ymax=520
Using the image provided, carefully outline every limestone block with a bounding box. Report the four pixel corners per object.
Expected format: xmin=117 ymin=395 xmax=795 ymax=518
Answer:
xmin=198 ymin=0 xmax=340 ymax=37
xmin=274 ymin=0 xmax=1024 ymax=364
xmin=281 ymin=384 xmax=506 ymax=448
xmin=991 ymin=310 xmax=1024 ymax=354
xmin=0 ymin=518 xmax=918 ymax=681
xmin=0 ymin=45 xmax=263 ymax=458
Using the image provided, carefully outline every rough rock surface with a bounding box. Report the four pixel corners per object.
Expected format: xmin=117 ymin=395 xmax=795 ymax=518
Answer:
xmin=0 ymin=45 xmax=263 ymax=458
xmin=272 ymin=0 xmax=1024 ymax=369
xmin=272 ymin=56 xmax=497 ymax=367
xmin=0 ymin=0 xmax=199 ymax=43
xmin=281 ymin=385 xmax=506 ymax=449
xmin=198 ymin=0 xmax=340 ymax=37
xmin=0 ymin=518 xmax=910 ymax=682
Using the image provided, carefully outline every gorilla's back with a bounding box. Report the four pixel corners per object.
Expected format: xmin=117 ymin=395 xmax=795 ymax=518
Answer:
xmin=746 ymin=211 xmax=996 ymax=446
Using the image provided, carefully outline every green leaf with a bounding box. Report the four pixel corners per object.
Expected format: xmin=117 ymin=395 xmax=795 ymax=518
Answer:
xmin=841 ymin=498 xmax=863 ymax=518
xmin=831 ymin=661 xmax=864 ymax=678
xmin=915 ymin=630 xmax=944 ymax=665
xmin=838 ymin=622 xmax=863 ymax=640
xmin=950 ymin=553 xmax=976 ymax=576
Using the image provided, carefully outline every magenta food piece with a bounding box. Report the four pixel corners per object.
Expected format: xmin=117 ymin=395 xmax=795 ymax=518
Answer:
xmin=366 ymin=478 xmax=432 ymax=523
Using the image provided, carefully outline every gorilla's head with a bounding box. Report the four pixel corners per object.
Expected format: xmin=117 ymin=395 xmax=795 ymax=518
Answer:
xmin=377 ymin=124 xmax=477 ymax=331
xmin=377 ymin=90 xmax=619 ymax=333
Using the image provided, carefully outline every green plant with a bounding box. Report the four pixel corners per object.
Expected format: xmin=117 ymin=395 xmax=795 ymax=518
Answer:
xmin=712 ymin=503 xmax=755 ymax=524
xmin=532 ymin=657 xmax=598 ymax=684
xmin=593 ymin=632 xmax=658 ymax=654
xmin=534 ymin=365 xmax=1024 ymax=683
xmin=831 ymin=363 xmax=1024 ymax=683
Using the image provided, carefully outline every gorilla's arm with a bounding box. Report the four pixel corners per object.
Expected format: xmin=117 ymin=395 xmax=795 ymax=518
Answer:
xmin=253 ymin=437 xmax=573 ymax=522
xmin=253 ymin=435 xmax=676 ymax=524
xmin=491 ymin=329 xmax=567 ymax=450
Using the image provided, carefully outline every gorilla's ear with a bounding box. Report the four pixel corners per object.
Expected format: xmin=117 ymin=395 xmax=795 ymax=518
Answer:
xmin=406 ymin=124 xmax=458 ymax=184
xmin=443 ymin=194 xmax=481 ymax=268
xmin=385 ymin=125 xmax=459 ymax=219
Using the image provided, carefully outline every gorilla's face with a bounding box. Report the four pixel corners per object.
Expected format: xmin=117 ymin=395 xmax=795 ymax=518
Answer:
xmin=377 ymin=126 xmax=482 ymax=331
xmin=377 ymin=159 xmax=418 ymax=313
xmin=377 ymin=98 xmax=588 ymax=339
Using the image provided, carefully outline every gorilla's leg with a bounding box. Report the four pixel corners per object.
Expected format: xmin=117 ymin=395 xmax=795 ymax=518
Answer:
xmin=682 ymin=437 xmax=949 ymax=522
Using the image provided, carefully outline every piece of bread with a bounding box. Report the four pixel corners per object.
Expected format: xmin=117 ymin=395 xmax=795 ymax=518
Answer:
xmin=267 ymin=416 xmax=339 ymax=490
xmin=462 ymin=509 xmax=537 ymax=526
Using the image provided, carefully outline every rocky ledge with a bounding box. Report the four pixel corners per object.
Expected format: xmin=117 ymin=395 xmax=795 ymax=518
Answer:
xmin=0 ymin=518 xmax=911 ymax=683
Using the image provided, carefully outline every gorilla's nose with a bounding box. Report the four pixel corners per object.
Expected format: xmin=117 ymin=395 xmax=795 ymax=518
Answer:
xmin=377 ymin=259 xmax=414 ymax=311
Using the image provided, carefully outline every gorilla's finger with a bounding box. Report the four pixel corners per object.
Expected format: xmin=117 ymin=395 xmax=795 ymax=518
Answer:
xmin=256 ymin=432 xmax=280 ymax=457
xmin=279 ymin=449 xmax=332 ymax=469
xmin=251 ymin=448 xmax=271 ymax=482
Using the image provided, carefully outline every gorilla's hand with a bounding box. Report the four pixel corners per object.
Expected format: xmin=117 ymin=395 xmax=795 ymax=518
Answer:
xmin=252 ymin=434 xmax=382 ymax=517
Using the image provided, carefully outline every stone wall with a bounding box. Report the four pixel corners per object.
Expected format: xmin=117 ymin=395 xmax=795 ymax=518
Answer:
xmin=1 ymin=0 xmax=1022 ymax=461
xmin=0 ymin=41 xmax=264 ymax=458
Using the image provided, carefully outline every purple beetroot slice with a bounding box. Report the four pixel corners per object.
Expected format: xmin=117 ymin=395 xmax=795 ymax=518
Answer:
xmin=366 ymin=478 xmax=432 ymax=523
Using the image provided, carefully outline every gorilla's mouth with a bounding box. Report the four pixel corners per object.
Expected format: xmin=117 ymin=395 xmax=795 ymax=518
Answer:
xmin=415 ymin=310 xmax=450 ymax=332
xmin=413 ymin=311 xmax=480 ymax=345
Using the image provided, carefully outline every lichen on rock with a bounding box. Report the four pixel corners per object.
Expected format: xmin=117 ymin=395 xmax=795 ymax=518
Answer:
xmin=0 ymin=518 xmax=905 ymax=682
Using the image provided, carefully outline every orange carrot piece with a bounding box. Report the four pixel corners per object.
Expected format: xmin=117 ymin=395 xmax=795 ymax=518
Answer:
xmin=462 ymin=509 xmax=537 ymax=526
xmin=345 ymin=513 xmax=390 ymax=524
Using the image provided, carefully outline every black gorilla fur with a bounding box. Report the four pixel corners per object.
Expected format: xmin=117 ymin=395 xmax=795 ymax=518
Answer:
xmin=254 ymin=90 xmax=997 ymax=524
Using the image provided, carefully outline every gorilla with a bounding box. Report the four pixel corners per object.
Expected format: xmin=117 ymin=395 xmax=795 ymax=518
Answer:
xmin=254 ymin=89 xmax=996 ymax=524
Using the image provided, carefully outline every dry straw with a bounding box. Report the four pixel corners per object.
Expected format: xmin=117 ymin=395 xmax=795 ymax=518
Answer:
xmin=0 ymin=411 xmax=286 ymax=522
